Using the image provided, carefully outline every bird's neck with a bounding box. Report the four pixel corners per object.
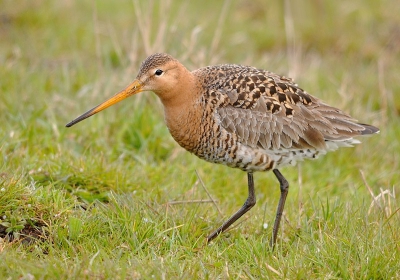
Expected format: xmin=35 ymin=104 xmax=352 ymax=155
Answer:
xmin=160 ymin=78 xmax=203 ymax=153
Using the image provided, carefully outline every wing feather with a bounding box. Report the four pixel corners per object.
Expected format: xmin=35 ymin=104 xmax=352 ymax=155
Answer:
xmin=217 ymin=94 xmax=369 ymax=151
xmin=207 ymin=65 xmax=376 ymax=151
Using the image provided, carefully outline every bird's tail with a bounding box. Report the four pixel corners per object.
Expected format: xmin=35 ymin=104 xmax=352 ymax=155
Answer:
xmin=359 ymin=123 xmax=380 ymax=135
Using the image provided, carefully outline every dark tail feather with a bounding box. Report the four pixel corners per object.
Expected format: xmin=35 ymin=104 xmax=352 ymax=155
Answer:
xmin=359 ymin=123 xmax=380 ymax=135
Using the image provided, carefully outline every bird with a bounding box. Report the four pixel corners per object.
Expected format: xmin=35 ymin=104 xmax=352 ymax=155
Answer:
xmin=66 ymin=53 xmax=379 ymax=247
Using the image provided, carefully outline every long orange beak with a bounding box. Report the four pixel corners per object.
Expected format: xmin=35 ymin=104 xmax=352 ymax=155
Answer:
xmin=66 ymin=79 xmax=143 ymax=127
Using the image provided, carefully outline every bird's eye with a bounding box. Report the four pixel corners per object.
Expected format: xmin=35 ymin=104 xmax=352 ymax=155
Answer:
xmin=154 ymin=69 xmax=163 ymax=76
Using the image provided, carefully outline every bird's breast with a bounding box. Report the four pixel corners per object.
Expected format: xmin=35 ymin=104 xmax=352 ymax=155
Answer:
xmin=164 ymin=102 xmax=203 ymax=153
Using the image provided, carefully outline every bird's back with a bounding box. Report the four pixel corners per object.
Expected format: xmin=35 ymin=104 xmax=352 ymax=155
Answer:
xmin=190 ymin=64 xmax=378 ymax=171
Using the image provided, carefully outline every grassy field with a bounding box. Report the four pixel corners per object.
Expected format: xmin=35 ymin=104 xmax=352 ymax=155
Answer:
xmin=1 ymin=0 xmax=399 ymax=278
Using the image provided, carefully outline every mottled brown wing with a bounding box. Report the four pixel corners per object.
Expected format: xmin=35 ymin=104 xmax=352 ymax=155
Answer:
xmin=217 ymin=92 xmax=366 ymax=151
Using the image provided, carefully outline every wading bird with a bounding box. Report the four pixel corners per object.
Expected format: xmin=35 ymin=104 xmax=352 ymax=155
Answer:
xmin=66 ymin=53 xmax=379 ymax=246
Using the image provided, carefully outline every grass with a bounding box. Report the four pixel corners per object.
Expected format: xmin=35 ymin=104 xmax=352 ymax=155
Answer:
xmin=1 ymin=0 xmax=399 ymax=278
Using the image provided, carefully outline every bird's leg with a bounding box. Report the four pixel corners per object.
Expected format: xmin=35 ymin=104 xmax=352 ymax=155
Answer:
xmin=207 ymin=172 xmax=256 ymax=243
xmin=270 ymin=169 xmax=289 ymax=248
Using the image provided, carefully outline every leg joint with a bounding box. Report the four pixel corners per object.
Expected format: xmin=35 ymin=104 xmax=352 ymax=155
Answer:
xmin=273 ymin=169 xmax=289 ymax=192
xmin=245 ymin=195 xmax=256 ymax=207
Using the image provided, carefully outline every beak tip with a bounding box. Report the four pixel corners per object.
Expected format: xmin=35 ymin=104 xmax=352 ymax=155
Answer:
xmin=65 ymin=120 xmax=76 ymax=127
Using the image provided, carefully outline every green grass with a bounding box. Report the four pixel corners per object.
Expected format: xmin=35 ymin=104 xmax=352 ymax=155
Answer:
xmin=1 ymin=0 xmax=399 ymax=278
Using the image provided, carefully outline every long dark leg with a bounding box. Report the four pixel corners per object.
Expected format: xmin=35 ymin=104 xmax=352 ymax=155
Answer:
xmin=207 ymin=172 xmax=256 ymax=243
xmin=270 ymin=169 xmax=289 ymax=248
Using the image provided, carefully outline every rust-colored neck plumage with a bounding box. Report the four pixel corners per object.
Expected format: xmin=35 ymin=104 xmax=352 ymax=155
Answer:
xmin=158 ymin=70 xmax=204 ymax=153
xmin=155 ymin=67 xmax=198 ymax=108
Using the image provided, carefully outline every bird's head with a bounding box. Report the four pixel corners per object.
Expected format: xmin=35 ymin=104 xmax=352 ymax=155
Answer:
xmin=66 ymin=53 xmax=189 ymax=127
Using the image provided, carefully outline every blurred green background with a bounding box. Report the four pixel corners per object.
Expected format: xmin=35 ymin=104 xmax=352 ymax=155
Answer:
xmin=0 ymin=0 xmax=399 ymax=278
